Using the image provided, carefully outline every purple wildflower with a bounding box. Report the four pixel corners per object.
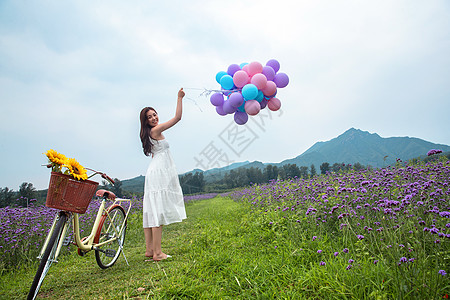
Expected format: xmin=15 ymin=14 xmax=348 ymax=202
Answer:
xmin=438 ymin=270 xmax=447 ymax=276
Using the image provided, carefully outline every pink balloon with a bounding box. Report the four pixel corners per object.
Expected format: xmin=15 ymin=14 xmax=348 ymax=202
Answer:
xmin=262 ymin=81 xmax=277 ymax=96
xmin=242 ymin=64 xmax=250 ymax=75
xmin=268 ymin=97 xmax=281 ymax=111
xmin=248 ymin=61 xmax=263 ymax=76
xmin=244 ymin=100 xmax=261 ymax=116
xmin=250 ymin=73 xmax=268 ymax=90
xmin=233 ymin=70 xmax=249 ymax=88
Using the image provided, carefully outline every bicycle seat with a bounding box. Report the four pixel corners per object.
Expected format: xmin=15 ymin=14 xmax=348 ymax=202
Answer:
xmin=96 ymin=189 xmax=116 ymax=200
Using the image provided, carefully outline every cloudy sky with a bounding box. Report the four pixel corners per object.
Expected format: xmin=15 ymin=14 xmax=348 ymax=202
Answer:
xmin=1 ymin=0 xmax=449 ymax=190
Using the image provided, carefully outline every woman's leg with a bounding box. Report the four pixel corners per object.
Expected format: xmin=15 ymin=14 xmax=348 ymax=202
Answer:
xmin=144 ymin=227 xmax=153 ymax=257
xmin=152 ymin=226 xmax=169 ymax=260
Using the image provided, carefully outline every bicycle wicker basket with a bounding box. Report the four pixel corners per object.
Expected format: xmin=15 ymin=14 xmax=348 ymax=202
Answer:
xmin=46 ymin=172 xmax=99 ymax=214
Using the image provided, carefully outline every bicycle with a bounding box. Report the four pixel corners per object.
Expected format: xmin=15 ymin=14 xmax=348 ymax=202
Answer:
xmin=27 ymin=170 xmax=131 ymax=300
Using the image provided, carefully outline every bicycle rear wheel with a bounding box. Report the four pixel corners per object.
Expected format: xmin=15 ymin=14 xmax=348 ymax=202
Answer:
xmin=28 ymin=212 xmax=67 ymax=300
xmin=95 ymin=205 xmax=126 ymax=269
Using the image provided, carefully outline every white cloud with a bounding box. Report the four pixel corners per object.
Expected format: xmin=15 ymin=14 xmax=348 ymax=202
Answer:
xmin=0 ymin=0 xmax=449 ymax=190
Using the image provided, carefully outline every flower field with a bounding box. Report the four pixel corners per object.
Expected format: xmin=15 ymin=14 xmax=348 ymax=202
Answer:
xmin=233 ymin=160 xmax=450 ymax=298
xmin=0 ymin=191 xmax=224 ymax=272
xmin=0 ymin=196 xmax=140 ymax=271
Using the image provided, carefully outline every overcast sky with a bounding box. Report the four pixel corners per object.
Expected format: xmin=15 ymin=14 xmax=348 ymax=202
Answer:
xmin=1 ymin=0 xmax=449 ymax=190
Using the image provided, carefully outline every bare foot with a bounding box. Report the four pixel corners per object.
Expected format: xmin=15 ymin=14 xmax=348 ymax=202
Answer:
xmin=145 ymin=251 xmax=153 ymax=258
xmin=153 ymin=253 xmax=171 ymax=261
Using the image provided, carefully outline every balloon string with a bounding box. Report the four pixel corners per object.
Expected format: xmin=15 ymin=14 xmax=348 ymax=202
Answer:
xmin=183 ymin=87 xmax=244 ymax=113
xmin=184 ymin=87 xmax=242 ymax=97
xmin=184 ymin=97 xmax=203 ymax=112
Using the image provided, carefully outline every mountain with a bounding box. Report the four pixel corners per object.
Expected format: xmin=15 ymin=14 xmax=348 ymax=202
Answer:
xmin=280 ymin=128 xmax=450 ymax=168
xmin=202 ymin=160 xmax=265 ymax=183
xmin=121 ymin=128 xmax=450 ymax=192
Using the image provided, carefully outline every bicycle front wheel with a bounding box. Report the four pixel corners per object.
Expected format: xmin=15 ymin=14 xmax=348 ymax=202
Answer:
xmin=28 ymin=212 xmax=67 ymax=300
xmin=94 ymin=205 xmax=126 ymax=269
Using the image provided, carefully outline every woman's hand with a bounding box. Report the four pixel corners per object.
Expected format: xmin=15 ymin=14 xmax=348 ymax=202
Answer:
xmin=178 ymin=88 xmax=185 ymax=99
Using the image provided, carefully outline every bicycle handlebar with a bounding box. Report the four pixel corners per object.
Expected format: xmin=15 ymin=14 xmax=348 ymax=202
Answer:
xmin=85 ymin=168 xmax=115 ymax=185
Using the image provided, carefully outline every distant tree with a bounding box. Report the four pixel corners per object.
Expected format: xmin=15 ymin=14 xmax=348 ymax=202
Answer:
xmin=263 ymin=165 xmax=279 ymax=182
xmin=236 ymin=169 xmax=250 ymax=186
xmin=299 ymin=166 xmax=309 ymax=179
xmin=246 ymin=167 xmax=264 ymax=184
xmin=0 ymin=187 xmax=16 ymax=207
xmin=281 ymin=164 xmax=300 ymax=179
xmin=320 ymin=162 xmax=330 ymax=175
xmin=353 ymin=162 xmax=364 ymax=171
xmin=180 ymin=172 xmax=205 ymax=194
xmin=111 ymin=178 xmax=123 ymax=198
xmin=331 ymin=163 xmax=341 ymax=173
xmin=310 ymin=164 xmax=317 ymax=177
xmin=18 ymin=182 xmax=36 ymax=207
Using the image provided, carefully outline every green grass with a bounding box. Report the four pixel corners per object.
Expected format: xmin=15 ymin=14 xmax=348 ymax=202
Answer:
xmin=1 ymin=195 xmax=446 ymax=299
xmin=2 ymin=196 xmax=283 ymax=299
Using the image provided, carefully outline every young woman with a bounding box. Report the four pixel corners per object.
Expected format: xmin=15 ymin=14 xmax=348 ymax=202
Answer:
xmin=139 ymin=88 xmax=186 ymax=261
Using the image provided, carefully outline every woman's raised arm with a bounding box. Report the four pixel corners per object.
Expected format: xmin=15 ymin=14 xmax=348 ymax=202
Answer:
xmin=150 ymin=88 xmax=185 ymax=139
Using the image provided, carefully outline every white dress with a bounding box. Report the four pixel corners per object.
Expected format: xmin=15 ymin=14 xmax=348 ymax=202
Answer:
xmin=143 ymin=137 xmax=186 ymax=227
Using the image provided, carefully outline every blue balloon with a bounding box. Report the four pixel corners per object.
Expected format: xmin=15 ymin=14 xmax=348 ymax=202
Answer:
xmin=220 ymin=75 xmax=234 ymax=90
xmin=239 ymin=62 xmax=248 ymax=68
xmin=242 ymin=84 xmax=258 ymax=100
xmin=215 ymin=71 xmax=227 ymax=84
xmin=255 ymin=90 xmax=264 ymax=102
xmin=237 ymin=101 xmax=246 ymax=112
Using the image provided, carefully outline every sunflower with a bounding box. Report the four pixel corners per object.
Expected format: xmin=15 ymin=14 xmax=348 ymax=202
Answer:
xmin=45 ymin=149 xmax=68 ymax=172
xmin=64 ymin=158 xmax=88 ymax=181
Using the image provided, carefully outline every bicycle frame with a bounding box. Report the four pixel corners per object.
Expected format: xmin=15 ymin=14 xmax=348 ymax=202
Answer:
xmin=73 ymin=198 xmax=131 ymax=251
xmin=37 ymin=212 xmax=71 ymax=262
xmin=37 ymin=197 xmax=131 ymax=260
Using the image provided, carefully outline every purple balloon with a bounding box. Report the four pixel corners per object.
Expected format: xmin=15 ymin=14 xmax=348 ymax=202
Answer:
xmin=227 ymin=64 xmax=241 ymax=76
xmin=262 ymin=66 xmax=276 ymax=81
xmin=210 ymin=92 xmax=224 ymax=106
xmin=228 ymin=92 xmax=244 ymax=108
xmin=216 ymin=105 xmax=227 ymax=116
xmin=223 ymin=100 xmax=237 ymax=114
xmin=260 ymin=98 xmax=268 ymax=109
xmin=266 ymin=59 xmax=280 ymax=73
xmin=273 ymin=72 xmax=289 ymax=88
xmin=234 ymin=111 xmax=248 ymax=125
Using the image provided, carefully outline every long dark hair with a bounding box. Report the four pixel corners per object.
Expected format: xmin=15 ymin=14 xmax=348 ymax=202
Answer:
xmin=140 ymin=107 xmax=157 ymax=156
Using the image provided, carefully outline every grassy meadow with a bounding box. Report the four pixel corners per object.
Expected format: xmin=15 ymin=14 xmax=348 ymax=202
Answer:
xmin=1 ymin=159 xmax=449 ymax=299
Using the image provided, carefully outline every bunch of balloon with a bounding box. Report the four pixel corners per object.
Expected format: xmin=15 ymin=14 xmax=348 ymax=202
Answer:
xmin=210 ymin=59 xmax=289 ymax=125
